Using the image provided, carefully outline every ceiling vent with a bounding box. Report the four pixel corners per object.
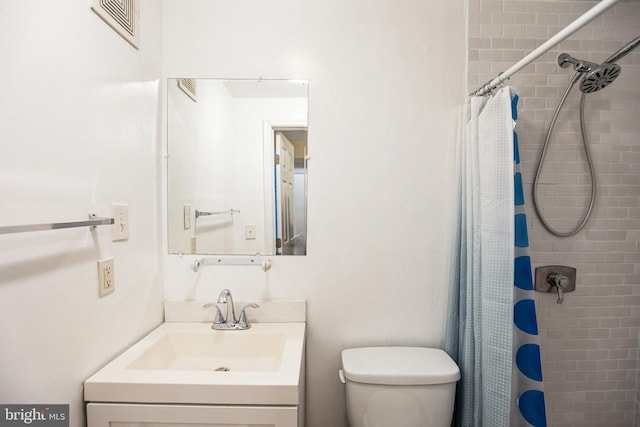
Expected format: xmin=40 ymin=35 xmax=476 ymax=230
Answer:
xmin=178 ymin=79 xmax=197 ymax=102
xmin=91 ymin=0 xmax=139 ymax=49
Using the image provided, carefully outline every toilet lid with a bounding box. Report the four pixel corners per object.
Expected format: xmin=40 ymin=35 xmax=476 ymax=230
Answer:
xmin=341 ymin=347 xmax=460 ymax=385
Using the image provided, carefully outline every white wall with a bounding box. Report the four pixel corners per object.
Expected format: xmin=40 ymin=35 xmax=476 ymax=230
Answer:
xmin=162 ymin=1 xmax=466 ymax=426
xmin=0 ymin=2 xmax=164 ymax=426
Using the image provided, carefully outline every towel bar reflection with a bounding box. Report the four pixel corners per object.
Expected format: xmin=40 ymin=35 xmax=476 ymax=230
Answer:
xmin=195 ymin=209 xmax=240 ymax=219
xmin=0 ymin=213 xmax=114 ymax=235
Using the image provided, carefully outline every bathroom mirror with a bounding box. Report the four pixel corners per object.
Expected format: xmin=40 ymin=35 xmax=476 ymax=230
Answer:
xmin=167 ymin=78 xmax=308 ymax=256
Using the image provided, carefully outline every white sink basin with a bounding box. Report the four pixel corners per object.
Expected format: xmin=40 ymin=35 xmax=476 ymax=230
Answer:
xmin=127 ymin=329 xmax=287 ymax=372
xmin=84 ymin=322 xmax=305 ymax=405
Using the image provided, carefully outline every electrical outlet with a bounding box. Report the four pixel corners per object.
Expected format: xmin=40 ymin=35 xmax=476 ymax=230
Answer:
xmin=245 ymin=224 xmax=256 ymax=240
xmin=190 ymin=236 xmax=197 ymax=254
xmin=112 ymin=203 xmax=129 ymax=241
xmin=98 ymin=258 xmax=115 ymax=298
xmin=184 ymin=204 xmax=192 ymax=229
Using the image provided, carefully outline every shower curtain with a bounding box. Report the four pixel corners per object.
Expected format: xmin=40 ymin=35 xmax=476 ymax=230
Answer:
xmin=444 ymin=87 xmax=546 ymax=427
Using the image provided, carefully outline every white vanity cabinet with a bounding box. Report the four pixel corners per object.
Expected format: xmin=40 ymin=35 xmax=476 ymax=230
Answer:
xmin=87 ymin=403 xmax=299 ymax=427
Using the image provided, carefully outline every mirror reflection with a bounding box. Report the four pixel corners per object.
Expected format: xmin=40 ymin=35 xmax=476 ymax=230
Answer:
xmin=167 ymin=78 xmax=308 ymax=256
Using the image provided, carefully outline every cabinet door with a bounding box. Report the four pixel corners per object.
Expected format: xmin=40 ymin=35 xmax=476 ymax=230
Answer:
xmin=87 ymin=403 xmax=298 ymax=427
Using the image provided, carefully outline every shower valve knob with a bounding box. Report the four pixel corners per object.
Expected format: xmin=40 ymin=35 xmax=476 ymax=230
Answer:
xmin=548 ymin=273 xmax=568 ymax=304
xmin=555 ymin=286 xmax=564 ymax=304
xmin=548 ymin=273 xmax=569 ymax=288
xmin=534 ymin=265 xmax=576 ymax=305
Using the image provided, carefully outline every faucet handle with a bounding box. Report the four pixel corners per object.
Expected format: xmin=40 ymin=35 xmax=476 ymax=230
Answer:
xmin=547 ymin=274 xmax=568 ymax=304
xmin=237 ymin=304 xmax=260 ymax=327
xmin=556 ymin=286 xmax=564 ymax=304
xmin=203 ymin=303 xmax=225 ymax=325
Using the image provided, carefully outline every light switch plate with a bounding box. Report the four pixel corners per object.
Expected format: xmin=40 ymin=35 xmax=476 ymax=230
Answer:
xmin=112 ymin=203 xmax=129 ymax=241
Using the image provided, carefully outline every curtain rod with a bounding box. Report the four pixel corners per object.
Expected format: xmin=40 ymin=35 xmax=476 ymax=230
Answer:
xmin=471 ymin=0 xmax=623 ymax=97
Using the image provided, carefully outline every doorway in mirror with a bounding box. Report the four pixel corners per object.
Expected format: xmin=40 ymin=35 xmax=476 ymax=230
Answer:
xmin=274 ymin=129 xmax=307 ymax=255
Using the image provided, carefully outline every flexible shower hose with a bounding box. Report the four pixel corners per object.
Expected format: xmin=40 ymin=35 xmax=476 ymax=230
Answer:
xmin=532 ymin=72 xmax=598 ymax=237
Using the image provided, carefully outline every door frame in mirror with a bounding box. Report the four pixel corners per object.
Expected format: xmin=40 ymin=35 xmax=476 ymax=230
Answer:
xmin=263 ymin=120 xmax=308 ymax=255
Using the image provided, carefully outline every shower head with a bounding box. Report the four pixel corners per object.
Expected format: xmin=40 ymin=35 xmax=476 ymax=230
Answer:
xmin=557 ymin=37 xmax=639 ymax=94
xmin=557 ymin=53 xmax=620 ymax=93
xmin=558 ymin=53 xmax=620 ymax=93
xmin=579 ymin=63 xmax=621 ymax=93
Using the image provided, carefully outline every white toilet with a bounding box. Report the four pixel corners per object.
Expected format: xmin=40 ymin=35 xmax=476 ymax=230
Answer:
xmin=339 ymin=347 xmax=460 ymax=427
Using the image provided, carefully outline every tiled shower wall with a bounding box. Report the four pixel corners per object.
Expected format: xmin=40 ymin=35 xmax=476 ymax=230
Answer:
xmin=467 ymin=0 xmax=640 ymax=426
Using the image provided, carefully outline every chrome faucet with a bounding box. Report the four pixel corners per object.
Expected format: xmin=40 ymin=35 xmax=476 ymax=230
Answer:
xmin=202 ymin=289 xmax=259 ymax=330
xmin=217 ymin=288 xmax=237 ymax=325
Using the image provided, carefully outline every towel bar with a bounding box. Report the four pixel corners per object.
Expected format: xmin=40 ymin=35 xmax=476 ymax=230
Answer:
xmin=0 ymin=213 xmax=114 ymax=235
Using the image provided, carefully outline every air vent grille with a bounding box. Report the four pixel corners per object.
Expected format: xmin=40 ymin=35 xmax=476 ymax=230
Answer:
xmin=91 ymin=0 xmax=139 ymax=49
xmin=178 ymin=79 xmax=197 ymax=102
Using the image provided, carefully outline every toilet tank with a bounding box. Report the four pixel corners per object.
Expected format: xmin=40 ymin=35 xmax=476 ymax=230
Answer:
xmin=340 ymin=347 xmax=460 ymax=427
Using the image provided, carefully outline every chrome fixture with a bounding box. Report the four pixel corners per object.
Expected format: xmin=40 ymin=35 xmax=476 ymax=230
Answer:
xmin=557 ymin=53 xmax=621 ymax=93
xmin=217 ymin=289 xmax=237 ymax=327
xmin=557 ymin=53 xmax=600 ymax=72
xmin=203 ymin=289 xmax=259 ymax=330
xmin=554 ymin=35 xmax=640 ymax=94
xmin=604 ymin=35 xmax=640 ymax=64
xmin=0 ymin=213 xmax=114 ymax=235
xmin=533 ymin=36 xmax=640 ymax=237
xmin=547 ymin=273 xmax=569 ymax=304
xmin=534 ymin=265 xmax=577 ymax=305
xmin=195 ymin=209 xmax=240 ymax=220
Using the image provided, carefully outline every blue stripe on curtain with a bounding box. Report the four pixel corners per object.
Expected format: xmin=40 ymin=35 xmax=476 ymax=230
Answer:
xmin=512 ymin=94 xmax=547 ymax=427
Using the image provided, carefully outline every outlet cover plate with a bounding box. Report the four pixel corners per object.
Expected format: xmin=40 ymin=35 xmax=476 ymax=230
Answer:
xmin=98 ymin=258 xmax=115 ymax=298
xmin=190 ymin=236 xmax=197 ymax=254
xmin=245 ymin=224 xmax=257 ymax=240
xmin=184 ymin=204 xmax=192 ymax=230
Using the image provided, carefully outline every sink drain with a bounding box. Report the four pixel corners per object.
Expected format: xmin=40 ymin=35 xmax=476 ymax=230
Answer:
xmin=214 ymin=366 xmax=230 ymax=372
